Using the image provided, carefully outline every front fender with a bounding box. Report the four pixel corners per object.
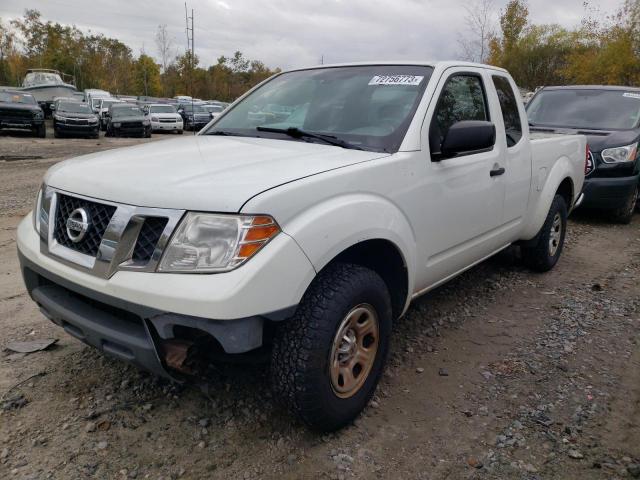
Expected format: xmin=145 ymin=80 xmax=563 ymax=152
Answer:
xmin=520 ymin=156 xmax=576 ymax=240
xmin=282 ymin=193 xmax=417 ymax=300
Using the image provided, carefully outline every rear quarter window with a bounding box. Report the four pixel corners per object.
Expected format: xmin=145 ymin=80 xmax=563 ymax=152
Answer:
xmin=492 ymin=75 xmax=522 ymax=147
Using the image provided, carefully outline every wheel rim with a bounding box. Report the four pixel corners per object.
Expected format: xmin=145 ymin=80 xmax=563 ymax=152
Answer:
xmin=329 ymin=304 xmax=380 ymax=399
xmin=548 ymin=212 xmax=563 ymax=257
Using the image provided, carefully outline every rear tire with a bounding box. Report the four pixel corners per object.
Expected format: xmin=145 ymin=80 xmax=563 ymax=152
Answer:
xmin=521 ymin=194 xmax=567 ymax=272
xmin=611 ymin=186 xmax=637 ymax=224
xmin=270 ymin=263 xmax=392 ymax=431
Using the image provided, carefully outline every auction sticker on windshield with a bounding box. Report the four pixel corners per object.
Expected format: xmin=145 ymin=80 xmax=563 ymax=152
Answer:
xmin=368 ymin=75 xmax=424 ymax=86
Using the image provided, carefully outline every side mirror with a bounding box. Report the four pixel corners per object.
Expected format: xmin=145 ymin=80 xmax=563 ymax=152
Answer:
xmin=50 ymin=104 xmax=56 ymax=112
xmin=436 ymin=120 xmax=496 ymax=160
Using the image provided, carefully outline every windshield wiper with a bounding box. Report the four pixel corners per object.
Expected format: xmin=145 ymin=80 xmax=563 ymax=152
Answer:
xmin=205 ymin=130 xmax=244 ymax=136
xmin=256 ymin=126 xmax=363 ymax=150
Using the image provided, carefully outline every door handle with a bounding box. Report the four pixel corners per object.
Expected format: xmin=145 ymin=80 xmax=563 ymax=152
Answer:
xmin=490 ymin=167 xmax=506 ymax=177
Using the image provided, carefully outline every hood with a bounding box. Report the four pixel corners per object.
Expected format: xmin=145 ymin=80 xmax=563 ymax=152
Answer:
xmin=112 ymin=115 xmax=145 ymax=123
xmin=532 ymin=126 xmax=640 ymax=152
xmin=582 ymin=129 xmax=640 ymax=152
xmin=151 ymin=112 xmax=181 ymax=119
xmin=45 ymin=135 xmax=388 ymax=212
xmin=56 ymin=111 xmax=97 ymax=120
xmin=0 ymin=101 xmax=41 ymax=113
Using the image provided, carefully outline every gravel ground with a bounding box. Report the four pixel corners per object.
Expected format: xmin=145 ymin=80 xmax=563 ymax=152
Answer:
xmin=1 ymin=131 xmax=639 ymax=479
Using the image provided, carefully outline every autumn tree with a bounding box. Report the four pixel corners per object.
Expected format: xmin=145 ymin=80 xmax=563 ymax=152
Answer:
xmin=134 ymin=53 xmax=161 ymax=96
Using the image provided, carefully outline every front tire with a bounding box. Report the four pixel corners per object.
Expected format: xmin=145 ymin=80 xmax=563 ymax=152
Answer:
xmin=611 ymin=185 xmax=637 ymax=224
xmin=521 ymin=194 xmax=567 ymax=272
xmin=270 ymin=263 xmax=392 ymax=431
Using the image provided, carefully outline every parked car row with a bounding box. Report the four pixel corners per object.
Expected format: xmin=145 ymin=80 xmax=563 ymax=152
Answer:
xmin=0 ymin=93 xmax=228 ymax=139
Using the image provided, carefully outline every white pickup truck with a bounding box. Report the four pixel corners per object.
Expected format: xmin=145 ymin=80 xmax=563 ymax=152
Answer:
xmin=17 ymin=62 xmax=586 ymax=430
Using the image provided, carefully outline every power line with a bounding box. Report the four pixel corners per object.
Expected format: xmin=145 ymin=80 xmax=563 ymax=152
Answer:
xmin=185 ymin=3 xmax=195 ymax=134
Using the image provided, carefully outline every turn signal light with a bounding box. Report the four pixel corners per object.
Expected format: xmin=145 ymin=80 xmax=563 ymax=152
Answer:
xmin=235 ymin=216 xmax=281 ymax=262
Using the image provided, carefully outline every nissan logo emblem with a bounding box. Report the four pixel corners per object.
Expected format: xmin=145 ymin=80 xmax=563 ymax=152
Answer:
xmin=65 ymin=207 xmax=91 ymax=243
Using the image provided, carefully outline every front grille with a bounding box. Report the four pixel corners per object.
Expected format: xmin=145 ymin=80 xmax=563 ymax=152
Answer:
xmin=0 ymin=108 xmax=33 ymax=119
xmin=121 ymin=121 xmax=143 ymax=129
xmin=159 ymin=118 xmax=176 ymax=123
xmin=132 ymin=217 xmax=168 ymax=263
xmin=53 ymin=194 xmax=117 ymax=257
xmin=66 ymin=118 xmax=89 ymax=125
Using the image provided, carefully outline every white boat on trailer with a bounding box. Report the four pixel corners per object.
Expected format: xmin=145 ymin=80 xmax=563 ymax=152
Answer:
xmin=21 ymin=69 xmax=78 ymax=116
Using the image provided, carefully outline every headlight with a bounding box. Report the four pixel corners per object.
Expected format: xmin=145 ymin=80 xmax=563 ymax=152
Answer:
xmin=158 ymin=213 xmax=280 ymax=272
xmin=151 ymin=116 xmax=159 ymax=122
xmin=34 ymin=110 xmax=44 ymax=119
xmin=89 ymin=117 xmax=98 ymax=123
xmin=113 ymin=122 xmax=121 ymax=128
xmin=33 ymin=186 xmax=43 ymax=234
xmin=54 ymin=114 xmax=65 ymax=122
xmin=601 ymin=143 xmax=638 ymax=163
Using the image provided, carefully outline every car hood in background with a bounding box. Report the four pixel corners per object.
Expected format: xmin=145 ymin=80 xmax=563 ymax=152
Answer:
xmin=151 ymin=113 xmax=181 ymax=120
xmin=532 ymin=125 xmax=640 ymax=152
xmin=44 ymin=135 xmax=388 ymax=212
xmin=111 ymin=115 xmax=145 ymax=124
xmin=55 ymin=112 xmax=97 ymax=120
xmin=0 ymin=102 xmax=41 ymax=114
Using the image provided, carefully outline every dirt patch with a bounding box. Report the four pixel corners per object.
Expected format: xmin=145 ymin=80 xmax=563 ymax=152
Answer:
xmin=1 ymin=134 xmax=639 ymax=479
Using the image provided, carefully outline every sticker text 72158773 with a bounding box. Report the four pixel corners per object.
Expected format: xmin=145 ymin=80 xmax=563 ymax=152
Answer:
xmin=368 ymin=75 xmax=424 ymax=86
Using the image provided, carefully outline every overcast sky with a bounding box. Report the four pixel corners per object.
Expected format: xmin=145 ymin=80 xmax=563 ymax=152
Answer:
xmin=0 ymin=0 xmax=625 ymax=70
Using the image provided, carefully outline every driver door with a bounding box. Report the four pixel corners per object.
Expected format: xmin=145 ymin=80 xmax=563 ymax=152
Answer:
xmin=418 ymin=67 xmax=507 ymax=288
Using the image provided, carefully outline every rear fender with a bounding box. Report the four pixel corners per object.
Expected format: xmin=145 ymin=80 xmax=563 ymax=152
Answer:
xmin=520 ymin=156 xmax=575 ymax=240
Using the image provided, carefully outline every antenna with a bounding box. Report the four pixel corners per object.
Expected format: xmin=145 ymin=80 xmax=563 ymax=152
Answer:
xmin=185 ymin=3 xmax=195 ymax=134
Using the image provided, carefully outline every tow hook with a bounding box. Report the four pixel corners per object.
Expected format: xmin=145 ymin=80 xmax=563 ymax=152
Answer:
xmin=159 ymin=338 xmax=197 ymax=374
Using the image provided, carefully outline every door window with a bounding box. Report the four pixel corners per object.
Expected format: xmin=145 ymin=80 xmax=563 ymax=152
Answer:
xmin=429 ymin=74 xmax=489 ymax=156
xmin=492 ymin=75 xmax=522 ymax=147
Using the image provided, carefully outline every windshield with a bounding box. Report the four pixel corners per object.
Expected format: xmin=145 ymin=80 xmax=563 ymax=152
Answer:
xmin=23 ymin=72 xmax=63 ymax=87
xmin=150 ymin=105 xmax=177 ymax=114
xmin=205 ymin=65 xmax=433 ymax=152
xmin=0 ymin=91 xmax=37 ymax=105
xmin=527 ymin=89 xmax=640 ymax=130
xmin=58 ymin=101 xmax=93 ymax=113
xmin=203 ymin=105 xmax=224 ymax=113
xmin=181 ymin=104 xmax=206 ymax=113
xmin=111 ymin=106 xmax=144 ymax=118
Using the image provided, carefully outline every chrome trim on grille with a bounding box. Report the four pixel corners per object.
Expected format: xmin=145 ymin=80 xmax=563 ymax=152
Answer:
xmin=39 ymin=186 xmax=185 ymax=278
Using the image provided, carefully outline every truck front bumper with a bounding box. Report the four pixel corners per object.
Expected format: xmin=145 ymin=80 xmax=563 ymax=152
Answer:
xmin=580 ymin=173 xmax=639 ymax=210
xmin=17 ymin=213 xmax=315 ymax=376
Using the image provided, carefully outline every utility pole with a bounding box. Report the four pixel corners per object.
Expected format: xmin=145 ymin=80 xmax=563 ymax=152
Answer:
xmin=185 ymin=3 xmax=195 ymax=134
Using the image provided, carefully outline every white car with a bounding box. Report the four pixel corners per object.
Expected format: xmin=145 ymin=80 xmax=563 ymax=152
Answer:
xmin=148 ymin=104 xmax=183 ymax=134
xmin=17 ymin=61 xmax=586 ymax=431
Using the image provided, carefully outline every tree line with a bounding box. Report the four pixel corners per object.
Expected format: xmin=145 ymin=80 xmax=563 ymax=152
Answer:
xmin=460 ymin=0 xmax=640 ymax=90
xmin=0 ymin=9 xmax=280 ymax=101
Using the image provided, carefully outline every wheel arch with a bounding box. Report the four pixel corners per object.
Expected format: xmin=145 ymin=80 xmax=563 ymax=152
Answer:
xmin=281 ymin=193 xmax=417 ymax=319
xmin=326 ymin=238 xmax=410 ymax=320
xmin=519 ymin=156 xmax=578 ymax=240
